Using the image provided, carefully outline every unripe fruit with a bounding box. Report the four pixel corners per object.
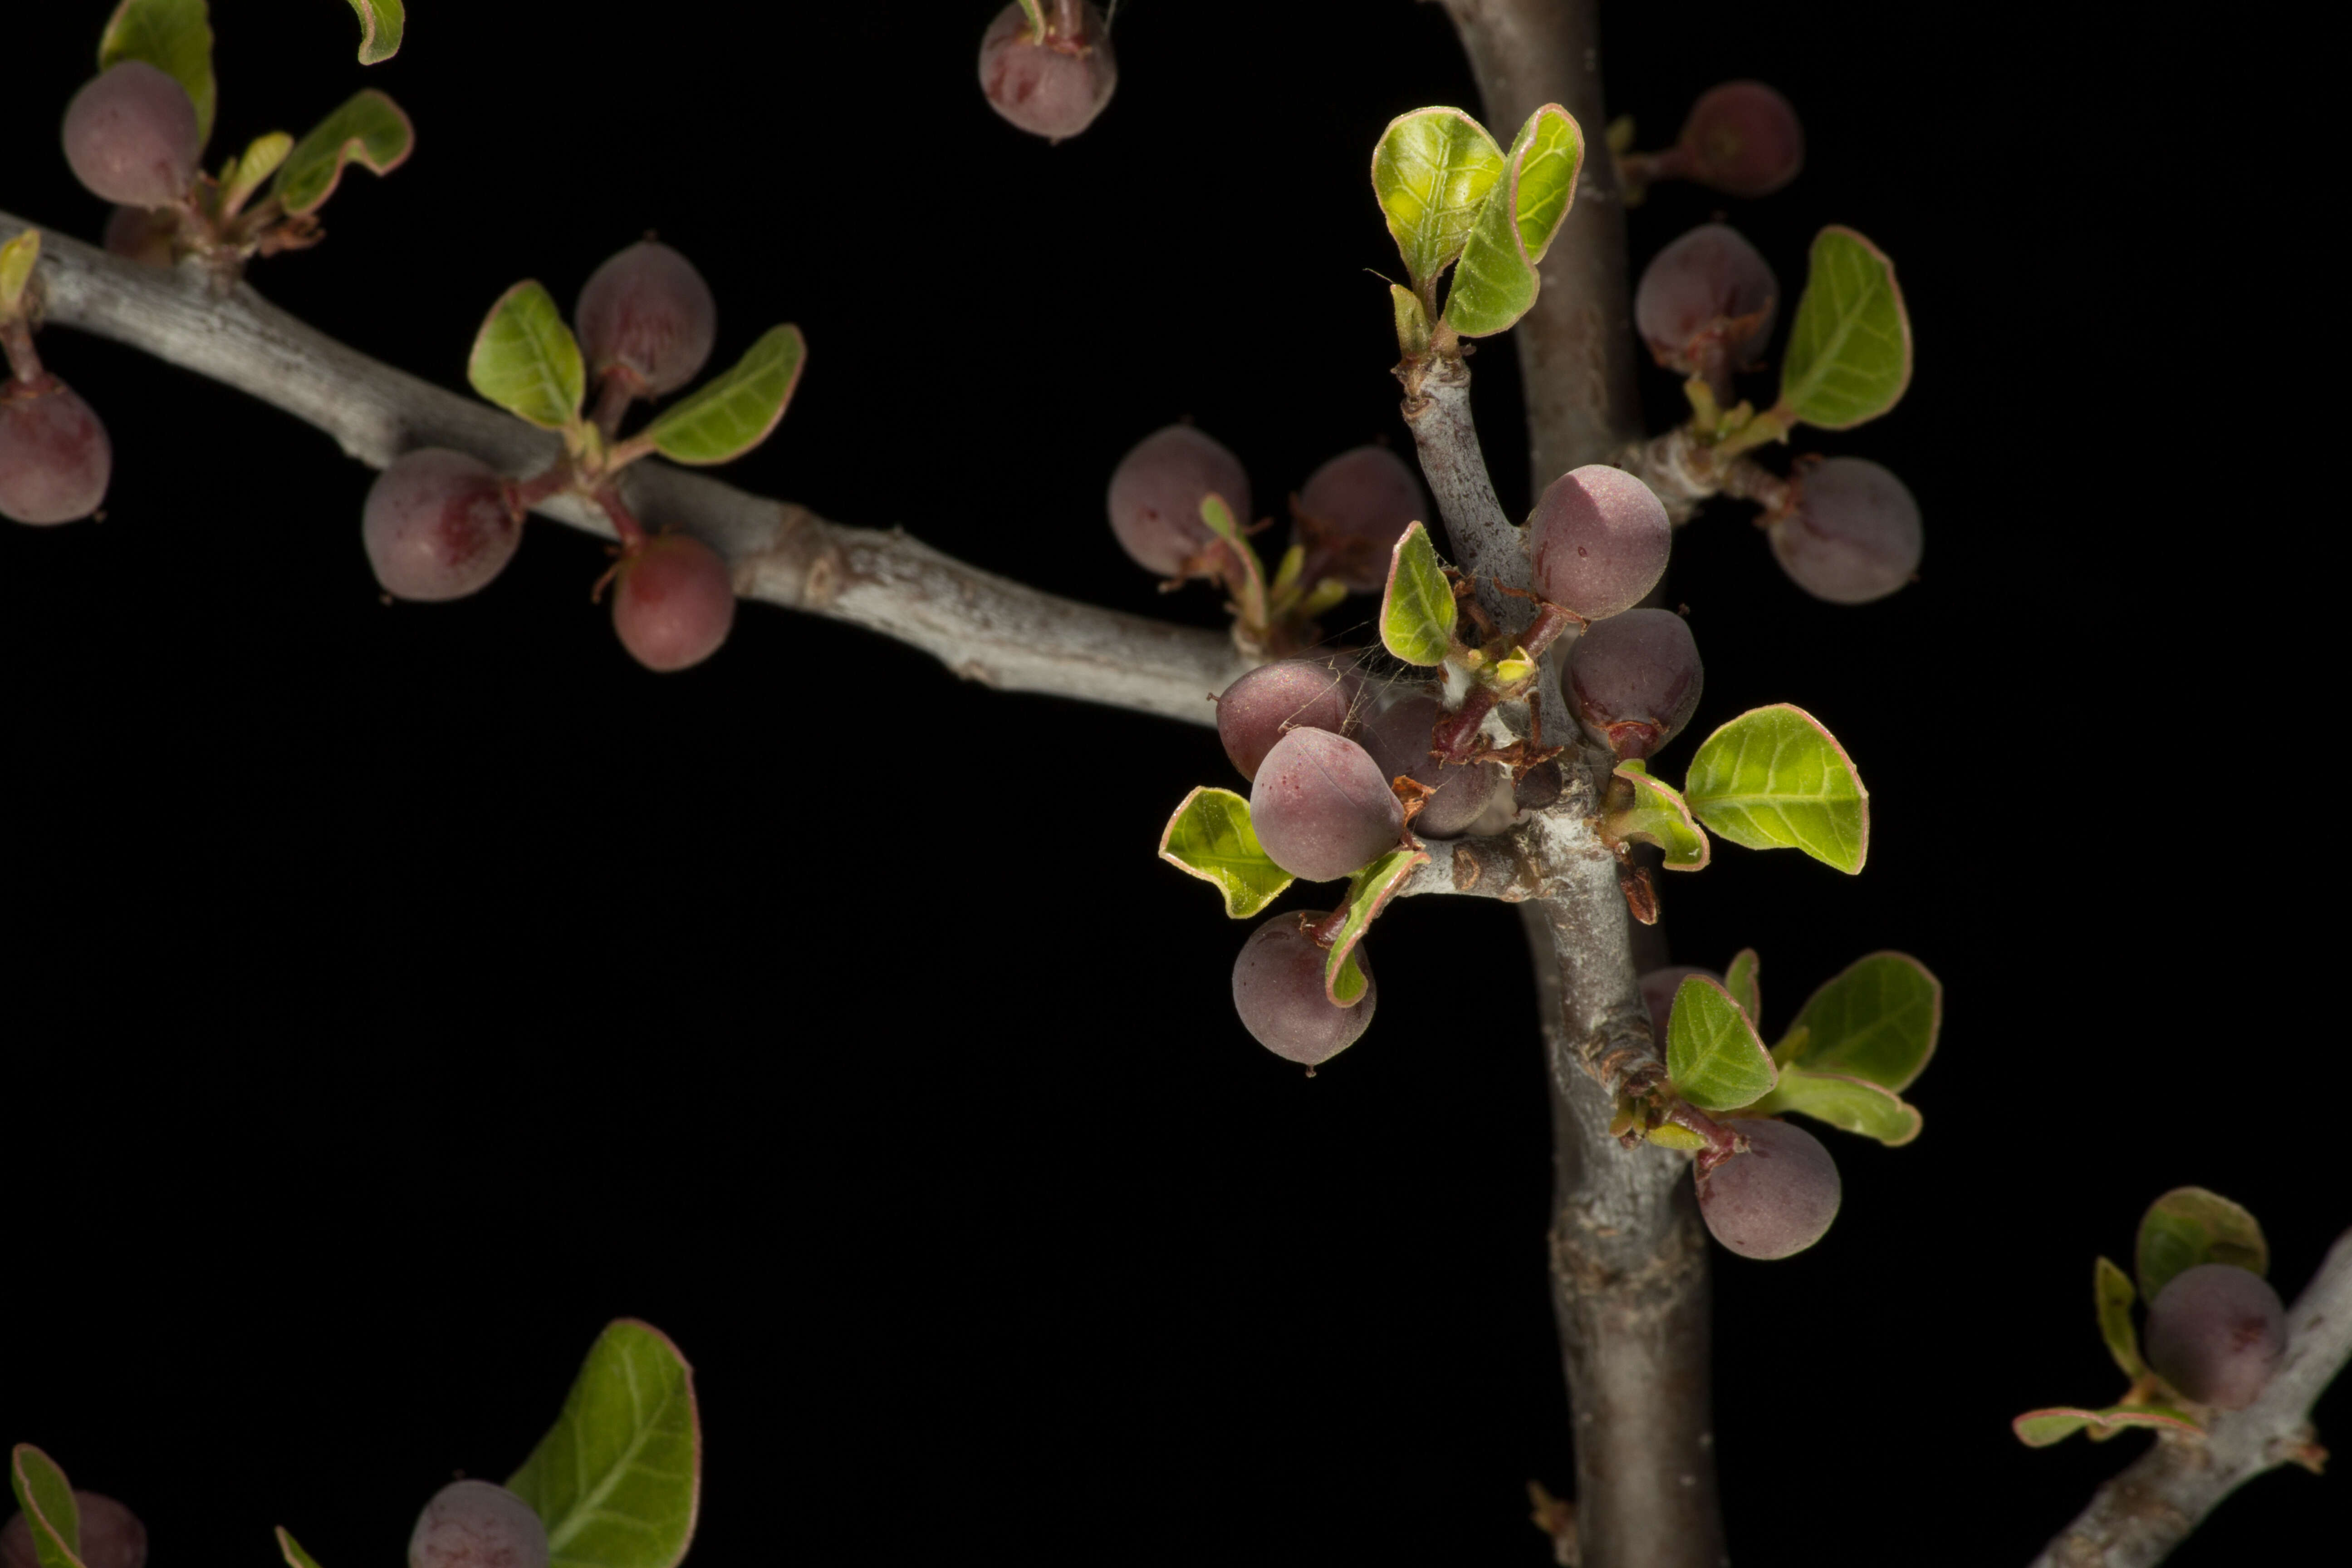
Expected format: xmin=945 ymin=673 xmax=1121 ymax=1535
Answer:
xmin=613 ymin=532 xmax=736 ymax=672
xmin=1569 ymin=607 xmax=1704 ymax=760
xmin=61 ymin=62 xmax=202 ymax=210
xmin=1249 ymin=726 xmax=1403 ymax=882
xmin=1695 ymin=1118 xmax=1840 ymax=1260
xmin=1528 ymin=464 xmax=1671 ymax=622
xmin=1 ymin=1492 xmax=147 ymax=1568
xmin=979 ymin=2 xmax=1118 ymax=142
xmin=1215 ymin=657 xmax=1357 ymax=782
xmin=1297 ymin=444 xmax=1429 ymax=592
xmin=1634 ymin=224 xmax=1776 ymax=382
xmin=361 ymin=448 xmax=522 ymax=601
xmin=0 ymin=375 xmax=113 ymax=525
xmin=1676 ymin=82 xmax=1804 ymax=199
xmin=408 ymin=1481 xmax=549 ymax=1568
xmin=575 ymin=241 xmax=718 ymax=399
xmin=2143 ymin=1263 xmax=2287 ymax=1410
xmin=1106 ymin=423 xmax=1250 ymax=578
xmin=1232 ymin=911 xmax=1376 ymax=1067
xmin=1768 ymin=457 xmax=1922 ymax=605
xmin=103 ymin=204 xmax=179 ymax=268
xmin=1359 ymin=692 xmax=1503 ymax=838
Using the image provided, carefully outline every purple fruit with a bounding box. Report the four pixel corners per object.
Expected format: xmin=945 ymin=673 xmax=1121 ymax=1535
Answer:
xmin=1695 ymin=1118 xmax=1841 ymax=1260
xmin=408 ymin=1481 xmax=548 ymax=1568
xmin=61 ymin=62 xmax=201 ymax=210
xmin=361 ymin=448 xmax=522 ymax=601
xmin=1359 ymin=692 xmax=1503 ymax=838
xmin=1768 ymin=457 xmax=1921 ymax=605
xmin=1634 ymin=224 xmax=1776 ymax=387
xmin=1297 ymin=444 xmax=1429 ymax=592
xmin=1528 ymin=465 xmax=1671 ymax=622
xmin=1249 ymin=726 xmax=1403 ymax=882
xmin=613 ymin=532 xmax=736 ymax=672
xmin=1215 ymin=657 xmax=1357 ymax=781
xmin=1231 ymin=911 xmax=1376 ymax=1066
xmin=1568 ymin=607 xmax=1703 ymax=760
xmin=575 ymin=240 xmax=718 ymax=399
xmin=1676 ymin=82 xmax=1804 ymax=198
xmin=2144 ymin=1263 xmax=2287 ymax=1410
xmin=1 ymin=1492 xmax=146 ymax=1568
xmin=0 ymin=374 xmax=112 ymax=525
xmin=1106 ymin=423 xmax=1250 ymax=578
xmin=979 ymin=1 xmax=1118 ymax=142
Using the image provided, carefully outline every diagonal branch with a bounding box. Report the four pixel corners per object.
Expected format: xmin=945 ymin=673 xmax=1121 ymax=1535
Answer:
xmin=2029 ymin=1230 xmax=2352 ymax=1568
xmin=0 ymin=210 xmax=1251 ymax=727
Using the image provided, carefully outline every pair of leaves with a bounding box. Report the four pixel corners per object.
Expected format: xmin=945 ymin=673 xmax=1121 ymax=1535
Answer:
xmin=468 ymin=283 xmax=808 ymax=466
xmin=1157 ymin=793 xmax=1423 ymax=1009
xmin=1775 ymin=226 xmax=1912 ymax=430
xmin=1682 ymin=704 xmax=1869 ymax=875
xmin=1372 ymin=104 xmax=1583 ymax=338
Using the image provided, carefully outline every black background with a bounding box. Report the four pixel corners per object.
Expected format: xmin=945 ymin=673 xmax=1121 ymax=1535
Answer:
xmin=2 ymin=2 xmax=2328 ymax=1565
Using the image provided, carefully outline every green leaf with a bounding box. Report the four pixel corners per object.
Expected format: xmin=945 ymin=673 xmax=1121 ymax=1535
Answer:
xmin=345 ymin=0 xmax=405 ymax=63
xmin=1778 ymin=951 xmax=1940 ymax=1089
xmin=508 ymin=1320 xmax=701 ymax=1568
xmin=1390 ymin=284 xmax=1431 ymax=360
xmin=1380 ymin=521 xmax=1455 ymax=666
xmin=220 ymin=132 xmax=293 ymax=216
xmin=275 ymin=1528 xmax=326 ymax=1568
xmin=1015 ymin=0 xmax=1046 ymax=33
xmin=1744 ymin=1067 xmax=1920 ymax=1146
xmin=644 ymin=326 xmax=807 ymax=466
xmin=272 ymin=90 xmax=415 ymax=215
xmin=100 ymin=0 xmax=216 ymax=149
xmin=0 ymin=230 xmax=39 ymax=321
xmin=1196 ymin=492 xmax=1268 ymax=623
xmin=2136 ymin=1188 xmax=2269 ymax=1304
xmin=2010 ymin=1404 xmax=2200 ymax=1448
xmin=1605 ymin=760 xmax=1710 ymax=870
xmin=1158 ymin=786 xmax=1293 ymax=919
xmin=8 ymin=1445 xmax=85 ymax=1568
xmin=1723 ymin=948 xmax=1761 ymax=1026
xmin=1370 ymin=108 xmax=1505 ymax=294
xmin=1682 ymin=703 xmax=1869 ymax=874
xmin=2096 ymin=1257 xmax=2146 ymax=1382
xmin=468 ymin=281 xmax=586 ymax=432
xmin=1442 ymin=103 xmax=1583 ymax=338
xmin=1666 ymin=975 xmax=1777 ymax=1112
xmin=1325 ymin=847 xmax=1425 ymax=1007
xmin=1777 ymin=226 xmax=1913 ymax=431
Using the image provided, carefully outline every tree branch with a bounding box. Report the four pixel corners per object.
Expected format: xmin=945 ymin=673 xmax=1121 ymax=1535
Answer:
xmin=0 ymin=210 xmax=1252 ymax=727
xmin=1401 ymin=351 xmax=1529 ymax=627
xmin=2029 ymin=1230 xmax=2352 ymax=1568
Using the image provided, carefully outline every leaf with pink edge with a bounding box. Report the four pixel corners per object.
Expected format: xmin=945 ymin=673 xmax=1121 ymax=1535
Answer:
xmin=1325 ymin=846 xmax=1424 ymax=1006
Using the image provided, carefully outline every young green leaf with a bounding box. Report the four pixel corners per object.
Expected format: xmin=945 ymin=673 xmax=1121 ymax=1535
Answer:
xmin=1742 ymin=1067 xmax=1920 ymax=1146
xmin=100 ymin=0 xmax=216 ymax=148
xmin=1325 ymin=846 xmax=1426 ymax=1007
xmin=1776 ymin=226 xmax=1912 ymax=431
xmin=1158 ymin=786 xmax=1294 ymax=918
xmin=2136 ymin=1187 xmax=2268 ymax=1304
xmin=1391 ymin=284 xmax=1431 ymax=360
xmin=0 ymin=230 xmax=39 ymax=321
xmin=1015 ymin=0 xmax=1047 ymax=33
xmin=469 ymin=282 xmax=586 ymax=432
xmin=272 ymin=90 xmax=415 ymax=216
xmin=643 ymin=326 xmax=808 ymax=466
xmin=1723 ymin=948 xmax=1761 ymax=1025
xmin=1666 ymin=975 xmax=1776 ymax=1112
xmin=7 ymin=1446 xmax=84 ymax=1568
xmin=2095 ymin=1256 xmax=2146 ymax=1381
xmin=1605 ymin=760 xmax=1710 ymax=870
xmin=1442 ymin=103 xmax=1582 ymax=338
xmin=1681 ymin=703 xmax=1868 ymax=873
xmin=275 ymin=1528 xmax=327 ymax=1568
xmin=508 ymin=1320 xmax=701 ymax=1568
xmin=1196 ymin=492 xmax=1268 ymax=626
xmin=1370 ymin=108 xmax=1505 ymax=295
xmin=345 ymin=0 xmax=405 ymax=64
xmin=1777 ymin=951 xmax=1940 ymax=1089
xmin=1380 ymin=521 xmax=1455 ymax=666
xmin=220 ymin=132 xmax=293 ymax=216
xmin=2011 ymin=1405 xmax=2200 ymax=1448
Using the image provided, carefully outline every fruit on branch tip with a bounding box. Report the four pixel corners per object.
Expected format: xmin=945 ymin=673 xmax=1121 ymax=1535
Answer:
xmin=2143 ymin=1263 xmax=2287 ymax=1410
xmin=1677 ymin=81 xmax=1804 ymax=199
xmin=1634 ymin=223 xmax=1776 ymax=388
xmin=1106 ymin=423 xmax=1251 ymax=578
xmin=612 ymin=531 xmax=736 ymax=672
xmin=103 ymin=204 xmax=179 ymax=268
xmin=361 ymin=448 xmax=523 ymax=601
xmin=1297 ymin=444 xmax=1431 ymax=593
xmin=1569 ymin=608 xmax=1704 ymax=761
xmin=409 ymin=1480 xmax=550 ymax=1568
xmin=1527 ymin=464 xmax=1671 ymax=622
xmin=1249 ymin=726 xmax=1405 ymax=882
xmin=1638 ymin=965 xmax=1715 ymax=1044
xmin=1232 ymin=910 xmax=1376 ymax=1066
xmin=1216 ymin=656 xmax=1361 ymax=782
xmin=1 ymin=1492 xmax=147 ymax=1568
xmin=1360 ymin=692 xmax=1504 ymax=838
xmin=0 ymin=375 xmax=113 ymax=526
xmin=61 ymin=61 xmax=202 ymax=211
xmin=575 ymin=240 xmax=719 ymax=400
xmin=979 ymin=1 xmax=1118 ymax=142
xmin=1695 ymin=1117 xmax=1840 ymax=1260
xmin=1768 ymin=456 xmax=1921 ymax=605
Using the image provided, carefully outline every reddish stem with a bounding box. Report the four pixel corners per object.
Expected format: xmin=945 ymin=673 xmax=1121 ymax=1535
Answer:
xmin=0 ymin=318 xmax=42 ymax=384
xmin=595 ymin=485 xmax=652 ymax=552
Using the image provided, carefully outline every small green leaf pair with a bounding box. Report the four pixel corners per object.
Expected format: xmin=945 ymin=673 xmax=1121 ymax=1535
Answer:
xmin=1372 ymin=103 xmax=1584 ymax=340
xmin=469 ymin=283 xmax=808 ymax=468
xmin=1603 ymin=706 xmax=1868 ymax=877
xmin=1665 ymin=951 xmax=1939 ymax=1147
xmin=2012 ymin=1189 xmax=2269 ymax=1447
